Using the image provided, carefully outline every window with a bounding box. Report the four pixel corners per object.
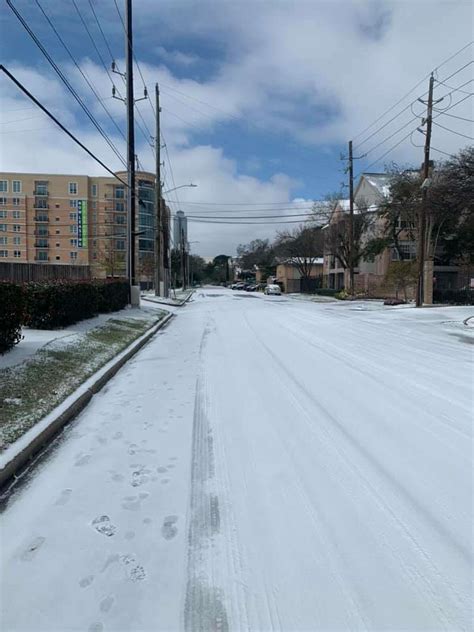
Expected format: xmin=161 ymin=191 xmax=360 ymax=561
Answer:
xmin=34 ymin=197 xmax=48 ymax=209
xmin=12 ymin=211 xmax=21 ymax=219
xmin=55 ymin=230 xmax=60 ymax=235
xmin=56 ymin=243 xmax=60 ymax=247
xmin=68 ymin=182 xmax=78 ymax=195
xmin=0 ymin=181 xmax=8 ymax=193
xmin=12 ymin=180 xmax=21 ymax=193
xmin=0 ymin=224 xmax=7 ymax=232
xmin=0 ymin=197 xmax=6 ymax=206
xmin=70 ymin=225 xmax=77 ymax=234
xmin=69 ymin=212 xmax=77 ymax=220
xmin=12 ymin=198 xmax=20 ymax=206
xmin=115 ymin=202 xmax=125 ymax=212
xmin=13 ymin=225 xmax=21 ymax=232
xmin=0 ymin=211 xmax=6 ymax=219
xmin=116 ymin=240 xmax=125 ymax=251
xmin=70 ymin=251 xmax=78 ymax=260
xmin=91 ymin=201 xmax=97 ymax=209
xmin=116 ymin=215 xmax=126 ymax=224
xmin=14 ymin=250 xmax=21 ymax=258
xmin=55 ymin=256 xmax=61 ymax=261
xmin=0 ymin=250 xmax=8 ymax=257
xmin=35 ymin=239 xmax=48 ymax=248
xmin=35 ymin=182 xmax=48 ymax=195
xmin=70 ymin=199 xmax=78 ymax=208
xmin=36 ymin=226 xmax=48 ymax=236
xmin=115 ymin=187 xmax=125 ymax=199
xmin=13 ymin=237 xmax=20 ymax=245
xmin=0 ymin=237 xmax=7 ymax=245
xmin=56 ymin=217 xmax=60 ymax=221
xmin=37 ymin=251 xmax=48 ymax=261
xmin=70 ymin=239 xmax=78 ymax=247
xmin=91 ymin=184 xmax=98 ymax=197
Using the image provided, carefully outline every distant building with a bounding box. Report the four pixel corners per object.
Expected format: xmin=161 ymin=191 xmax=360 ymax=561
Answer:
xmin=173 ymin=210 xmax=187 ymax=249
xmin=0 ymin=170 xmax=157 ymax=280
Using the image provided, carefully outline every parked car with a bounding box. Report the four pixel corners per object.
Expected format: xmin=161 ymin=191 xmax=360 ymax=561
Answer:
xmin=264 ymin=284 xmax=282 ymax=295
xmin=231 ymin=282 xmax=246 ymax=290
xmin=245 ymin=284 xmax=257 ymax=291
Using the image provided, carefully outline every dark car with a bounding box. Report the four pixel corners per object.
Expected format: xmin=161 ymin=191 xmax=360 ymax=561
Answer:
xmin=245 ymin=284 xmax=257 ymax=291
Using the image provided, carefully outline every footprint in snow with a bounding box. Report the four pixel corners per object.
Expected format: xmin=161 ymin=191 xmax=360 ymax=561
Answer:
xmin=79 ymin=575 xmax=94 ymax=588
xmin=161 ymin=516 xmax=178 ymax=540
xmin=20 ymin=536 xmax=45 ymax=561
xmin=100 ymin=595 xmax=115 ymax=613
xmin=75 ymin=453 xmax=91 ymax=466
xmin=54 ymin=489 xmax=72 ymax=506
xmin=92 ymin=515 xmax=116 ymax=537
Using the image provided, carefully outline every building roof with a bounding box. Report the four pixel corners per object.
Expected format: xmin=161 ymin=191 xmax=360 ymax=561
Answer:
xmin=361 ymin=173 xmax=391 ymax=197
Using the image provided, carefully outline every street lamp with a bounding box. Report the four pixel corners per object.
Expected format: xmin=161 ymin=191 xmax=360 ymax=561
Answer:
xmin=162 ymin=183 xmax=197 ymax=195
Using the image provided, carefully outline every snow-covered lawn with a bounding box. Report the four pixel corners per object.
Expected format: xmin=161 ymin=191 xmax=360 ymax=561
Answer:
xmin=1 ymin=290 xmax=472 ymax=631
xmin=0 ymin=307 xmax=167 ymax=450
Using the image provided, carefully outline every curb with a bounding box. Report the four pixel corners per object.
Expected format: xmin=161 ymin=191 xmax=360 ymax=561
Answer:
xmin=0 ymin=312 xmax=175 ymax=490
xmin=142 ymin=290 xmax=194 ymax=308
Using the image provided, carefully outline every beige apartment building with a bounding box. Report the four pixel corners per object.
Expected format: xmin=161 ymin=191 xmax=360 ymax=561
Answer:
xmin=0 ymin=170 xmax=156 ymax=279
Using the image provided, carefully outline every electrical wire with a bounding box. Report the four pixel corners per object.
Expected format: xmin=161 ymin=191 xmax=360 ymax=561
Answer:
xmin=0 ymin=65 xmax=129 ymax=187
xmin=35 ymin=0 xmax=127 ymax=146
xmin=432 ymin=120 xmax=474 ymax=140
xmin=352 ymin=41 xmax=473 ymax=143
xmin=6 ymin=0 xmax=127 ymax=168
xmin=435 ymin=111 xmax=474 ymax=123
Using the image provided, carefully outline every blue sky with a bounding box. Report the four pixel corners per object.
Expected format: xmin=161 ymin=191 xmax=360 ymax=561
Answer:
xmin=1 ymin=0 xmax=472 ymax=255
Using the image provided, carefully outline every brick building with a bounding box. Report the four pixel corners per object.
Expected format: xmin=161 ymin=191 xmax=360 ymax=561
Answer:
xmin=0 ymin=170 xmax=157 ymax=280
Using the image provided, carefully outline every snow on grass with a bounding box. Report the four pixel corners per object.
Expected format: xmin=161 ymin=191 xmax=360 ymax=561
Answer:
xmin=0 ymin=311 xmax=167 ymax=450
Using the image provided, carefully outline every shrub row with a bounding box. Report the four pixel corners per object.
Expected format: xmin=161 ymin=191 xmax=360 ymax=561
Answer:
xmin=1 ymin=280 xmax=130 ymax=351
xmin=313 ymin=288 xmax=339 ymax=297
xmin=0 ymin=282 xmax=25 ymax=353
xmin=433 ymin=288 xmax=473 ymax=305
xmin=26 ymin=280 xmax=130 ymax=329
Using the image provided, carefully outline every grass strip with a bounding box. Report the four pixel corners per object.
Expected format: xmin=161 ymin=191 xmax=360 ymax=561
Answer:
xmin=0 ymin=313 xmax=166 ymax=450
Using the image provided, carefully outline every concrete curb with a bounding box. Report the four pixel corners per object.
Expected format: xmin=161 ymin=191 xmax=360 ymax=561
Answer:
xmin=142 ymin=290 xmax=194 ymax=308
xmin=0 ymin=312 xmax=175 ymax=490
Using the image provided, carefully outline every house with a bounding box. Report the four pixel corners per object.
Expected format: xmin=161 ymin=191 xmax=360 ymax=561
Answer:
xmin=276 ymin=257 xmax=323 ymax=293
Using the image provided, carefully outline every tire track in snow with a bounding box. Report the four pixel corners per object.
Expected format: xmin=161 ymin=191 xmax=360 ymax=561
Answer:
xmin=243 ymin=313 xmax=470 ymax=629
xmin=184 ymin=315 xmax=246 ymax=631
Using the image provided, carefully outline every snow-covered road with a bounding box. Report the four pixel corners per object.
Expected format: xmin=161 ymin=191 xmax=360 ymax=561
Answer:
xmin=1 ymin=289 xmax=472 ymax=631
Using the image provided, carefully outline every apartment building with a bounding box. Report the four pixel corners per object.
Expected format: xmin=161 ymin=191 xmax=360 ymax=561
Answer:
xmin=0 ymin=170 xmax=156 ymax=279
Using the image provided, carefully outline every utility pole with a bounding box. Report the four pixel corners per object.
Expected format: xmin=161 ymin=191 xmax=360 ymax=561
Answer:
xmin=154 ymin=83 xmax=162 ymax=296
xmin=181 ymin=227 xmax=186 ymax=290
xmin=416 ymin=73 xmax=435 ymax=308
xmin=125 ymin=0 xmax=138 ymax=303
xmin=348 ymin=140 xmax=355 ymax=296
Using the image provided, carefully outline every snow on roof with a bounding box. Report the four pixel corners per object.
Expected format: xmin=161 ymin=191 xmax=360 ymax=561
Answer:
xmin=281 ymin=257 xmax=324 ymax=265
xmin=337 ymin=199 xmax=350 ymax=211
xmin=362 ymin=173 xmax=391 ymax=197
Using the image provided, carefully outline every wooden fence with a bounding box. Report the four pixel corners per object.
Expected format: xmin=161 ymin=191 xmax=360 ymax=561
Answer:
xmin=0 ymin=262 xmax=91 ymax=283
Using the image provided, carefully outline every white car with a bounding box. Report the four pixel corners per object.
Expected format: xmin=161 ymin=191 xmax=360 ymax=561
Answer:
xmin=264 ymin=284 xmax=281 ymax=295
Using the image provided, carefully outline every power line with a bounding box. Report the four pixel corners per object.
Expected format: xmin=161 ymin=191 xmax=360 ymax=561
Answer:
xmin=362 ymin=115 xmax=419 ymax=157
xmin=430 ymin=146 xmax=457 ymax=159
xmin=435 ymin=111 xmax=474 ymax=123
xmin=435 ymin=78 xmax=474 ymax=97
xmin=34 ymin=0 xmax=127 ymax=146
xmin=432 ymin=120 xmax=474 ymax=140
xmin=87 ymin=0 xmax=117 ymax=63
xmin=0 ymin=64 xmax=128 ymax=187
xmin=354 ymin=127 xmax=418 ymax=179
xmin=352 ymin=41 xmax=473 ymax=143
xmin=6 ymin=0 xmax=126 ymax=168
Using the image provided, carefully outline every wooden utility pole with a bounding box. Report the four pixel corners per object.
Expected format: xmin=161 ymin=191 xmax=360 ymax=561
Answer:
xmin=416 ymin=73 xmax=435 ymax=307
xmin=125 ymin=0 xmax=136 ymax=292
xmin=348 ymin=140 xmax=355 ymax=296
xmin=154 ymin=83 xmax=162 ymax=296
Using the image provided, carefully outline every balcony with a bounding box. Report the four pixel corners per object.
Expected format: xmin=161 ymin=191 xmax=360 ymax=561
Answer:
xmin=34 ymin=256 xmax=50 ymax=262
xmin=34 ymin=217 xmax=49 ymax=223
xmin=34 ymin=229 xmax=49 ymax=236
xmin=34 ymin=202 xmax=49 ymax=210
xmin=33 ymin=187 xmax=49 ymax=196
xmin=34 ymin=241 xmax=49 ymax=248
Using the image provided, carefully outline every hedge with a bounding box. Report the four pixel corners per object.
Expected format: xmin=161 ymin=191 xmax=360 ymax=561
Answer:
xmin=0 ymin=282 xmax=25 ymax=354
xmin=313 ymin=288 xmax=339 ymax=297
xmin=25 ymin=279 xmax=130 ymax=329
xmin=433 ymin=288 xmax=474 ymax=305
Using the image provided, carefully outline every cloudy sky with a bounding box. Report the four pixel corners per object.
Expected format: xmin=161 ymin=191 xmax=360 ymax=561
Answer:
xmin=1 ymin=0 xmax=472 ymax=256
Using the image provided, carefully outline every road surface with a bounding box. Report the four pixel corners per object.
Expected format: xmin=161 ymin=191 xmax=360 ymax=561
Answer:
xmin=1 ymin=289 xmax=472 ymax=631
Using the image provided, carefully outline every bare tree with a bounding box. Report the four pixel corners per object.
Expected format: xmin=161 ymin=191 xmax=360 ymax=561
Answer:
xmin=97 ymin=241 xmax=126 ymax=277
xmin=274 ymin=225 xmax=324 ymax=280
